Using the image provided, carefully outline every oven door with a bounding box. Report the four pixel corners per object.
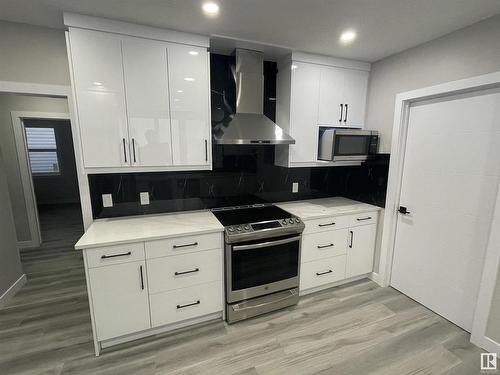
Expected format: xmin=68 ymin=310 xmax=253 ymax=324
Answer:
xmin=333 ymin=130 xmax=375 ymax=161
xmin=226 ymin=234 xmax=301 ymax=303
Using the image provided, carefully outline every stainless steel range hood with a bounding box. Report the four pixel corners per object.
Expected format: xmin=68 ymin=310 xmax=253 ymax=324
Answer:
xmin=212 ymin=49 xmax=295 ymax=145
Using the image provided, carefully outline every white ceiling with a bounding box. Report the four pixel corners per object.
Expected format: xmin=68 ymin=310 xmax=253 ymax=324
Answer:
xmin=1 ymin=0 xmax=500 ymax=62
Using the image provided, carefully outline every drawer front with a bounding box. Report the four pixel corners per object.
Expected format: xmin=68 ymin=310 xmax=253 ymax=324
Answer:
xmin=86 ymin=242 xmax=145 ymax=268
xmin=347 ymin=211 xmax=378 ymax=227
xmin=301 ymin=229 xmax=348 ymax=263
xmin=150 ymin=281 xmax=222 ymax=327
xmin=146 ymin=232 xmax=221 ymax=259
xmin=300 ymin=255 xmax=347 ymax=291
xmin=303 ymin=215 xmax=351 ymax=235
xmin=147 ymin=249 xmax=222 ymax=294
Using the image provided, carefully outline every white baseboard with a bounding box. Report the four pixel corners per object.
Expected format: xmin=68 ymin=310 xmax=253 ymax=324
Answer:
xmin=0 ymin=274 xmax=27 ymax=309
xmin=18 ymin=240 xmax=39 ymax=249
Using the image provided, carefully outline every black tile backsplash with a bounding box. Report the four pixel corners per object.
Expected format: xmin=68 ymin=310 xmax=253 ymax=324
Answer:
xmin=88 ymin=54 xmax=390 ymax=219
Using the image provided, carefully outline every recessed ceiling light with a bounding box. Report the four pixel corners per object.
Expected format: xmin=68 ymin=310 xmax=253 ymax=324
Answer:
xmin=177 ymin=90 xmax=183 ymax=93
xmin=93 ymin=81 xmax=103 ymax=86
xmin=189 ymin=51 xmax=199 ymax=56
xmin=202 ymin=2 xmax=219 ymax=16
xmin=184 ymin=77 xmax=195 ymax=82
xmin=340 ymin=30 xmax=357 ymax=44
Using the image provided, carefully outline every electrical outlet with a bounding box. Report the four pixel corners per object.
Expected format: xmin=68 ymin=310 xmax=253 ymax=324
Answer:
xmin=102 ymin=194 xmax=113 ymax=208
xmin=140 ymin=192 xmax=150 ymax=205
xmin=292 ymin=182 xmax=299 ymax=193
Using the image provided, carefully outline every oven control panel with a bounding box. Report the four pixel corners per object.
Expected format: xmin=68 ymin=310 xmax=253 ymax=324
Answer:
xmin=226 ymin=217 xmax=303 ymax=237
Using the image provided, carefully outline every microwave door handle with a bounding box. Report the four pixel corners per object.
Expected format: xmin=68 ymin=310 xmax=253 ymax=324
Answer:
xmin=339 ymin=104 xmax=343 ymax=123
xmin=232 ymin=236 xmax=301 ymax=251
xmin=344 ymin=104 xmax=348 ymax=123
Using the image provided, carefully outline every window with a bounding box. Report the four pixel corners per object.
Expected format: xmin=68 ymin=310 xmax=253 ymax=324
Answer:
xmin=25 ymin=127 xmax=60 ymax=175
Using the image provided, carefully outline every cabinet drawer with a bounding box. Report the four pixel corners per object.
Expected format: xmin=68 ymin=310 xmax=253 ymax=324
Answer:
xmin=150 ymin=281 xmax=222 ymax=327
xmin=147 ymin=249 xmax=222 ymax=294
xmin=300 ymin=255 xmax=346 ymax=291
xmin=301 ymin=230 xmax=348 ymax=263
xmin=146 ymin=232 xmax=221 ymax=259
xmin=303 ymin=215 xmax=351 ymax=235
xmin=85 ymin=242 xmax=145 ymax=268
xmin=347 ymin=211 xmax=378 ymax=227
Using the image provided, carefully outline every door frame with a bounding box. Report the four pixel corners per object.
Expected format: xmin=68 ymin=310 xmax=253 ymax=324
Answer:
xmin=0 ymin=81 xmax=93 ymax=240
xmin=11 ymin=111 xmax=71 ymax=248
xmin=378 ymin=70 xmax=500 ymax=353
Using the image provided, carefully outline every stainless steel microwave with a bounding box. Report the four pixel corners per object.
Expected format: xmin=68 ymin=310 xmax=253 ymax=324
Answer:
xmin=318 ymin=128 xmax=379 ymax=162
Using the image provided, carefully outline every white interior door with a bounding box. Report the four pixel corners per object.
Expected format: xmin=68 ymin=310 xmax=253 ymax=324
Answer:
xmin=391 ymin=89 xmax=500 ymax=332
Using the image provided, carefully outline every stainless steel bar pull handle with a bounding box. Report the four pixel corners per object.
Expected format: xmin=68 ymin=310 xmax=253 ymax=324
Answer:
xmin=174 ymin=268 xmax=200 ymax=276
xmin=101 ymin=251 xmax=132 ymax=259
xmin=122 ymin=138 xmax=127 ymax=163
xmin=318 ymin=222 xmax=335 ymax=227
xmin=205 ymin=140 xmax=208 ymax=161
xmin=177 ymin=300 xmax=200 ymax=309
xmin=173 ymin=242 xmax=198 ymax=249
xmin=132 ymin=138 xmax=137 ymax=163
xmin=232 ymin=236 xmax=301 ymax=251
xmin=316 ymin=270 xmax=333 ymax=276
xmin=317 ymin=243 xmax=334 ymax=249
xmin=339 ymin=104 xmax=344 ymax=122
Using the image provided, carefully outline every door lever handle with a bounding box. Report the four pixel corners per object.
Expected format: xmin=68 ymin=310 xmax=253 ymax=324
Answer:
xmin=398 ymin=206 xmax=411 ymax=215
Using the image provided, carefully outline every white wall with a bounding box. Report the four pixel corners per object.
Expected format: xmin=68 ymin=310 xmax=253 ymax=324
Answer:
xmin=366 ymin=14 xmax=500 ymax=152
xmin=0 ymin=94 xmax=69 ymax=242
xmin=0 ymin=20 xmax=69 ymax=85
xmin=0 ymin=149 xmax=23 ymax=298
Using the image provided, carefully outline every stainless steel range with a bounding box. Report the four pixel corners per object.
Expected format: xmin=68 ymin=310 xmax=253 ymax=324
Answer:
xmin=211 ymin=204 xmax=305 ymax=323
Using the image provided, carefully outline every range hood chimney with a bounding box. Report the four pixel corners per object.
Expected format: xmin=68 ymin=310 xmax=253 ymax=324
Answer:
xmin=212 ymin=49 xmax=295 ymax=145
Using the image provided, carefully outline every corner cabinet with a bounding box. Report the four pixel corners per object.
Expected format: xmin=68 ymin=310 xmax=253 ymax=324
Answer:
xmin=67 ymin=27 xmax=211 ymax=172
xmin=275 ymin=52 xmax=370 ymax=168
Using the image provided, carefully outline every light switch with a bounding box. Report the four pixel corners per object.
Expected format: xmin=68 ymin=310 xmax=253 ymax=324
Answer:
xmin=140 ymin=192 xmax=150 ymax=205
xmin=292 ymin=182 xmax=299 ymax=193
xmin=102 ymin=194 xmax=113 ymax=208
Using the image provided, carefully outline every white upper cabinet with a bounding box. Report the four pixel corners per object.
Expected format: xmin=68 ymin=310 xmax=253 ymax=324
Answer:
xmin=66 ymin=16 xmax=210 ymax=172
xmin=122 ymin=37 xmax=173 ymax=167
xmin=289 ymin=62 xmax=321 ymax=164
xmin=318 ymin=66 xmax=369 ymax=128
xmin=341 ymin=69 xmax=369 ymax=128
xmin=275 ymin=53 xmax=370 ymax=167
xmin=168 ymin=44 xmax=210 ymax=166
xmin=69 ymin=29 xmax=129 ymax=168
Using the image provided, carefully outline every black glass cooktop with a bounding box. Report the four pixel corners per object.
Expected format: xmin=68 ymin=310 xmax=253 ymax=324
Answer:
xmin=211 ymin=204 xmax=293 ymax=226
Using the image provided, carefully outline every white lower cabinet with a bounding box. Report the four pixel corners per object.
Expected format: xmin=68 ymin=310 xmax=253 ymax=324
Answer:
xmin=88 ymin=260 xmax=151 ymax=341
xmin=83 ymin=232 xmax=223 ymax=355
xmin=346 ymin=224 xmax=377 ymax=278
xmin=299 ymin=211 xmax=378 ymax=294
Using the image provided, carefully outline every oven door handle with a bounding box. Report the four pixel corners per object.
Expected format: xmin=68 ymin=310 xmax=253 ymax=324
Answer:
xmin=232 ymin=236 xmax=301 ymax=251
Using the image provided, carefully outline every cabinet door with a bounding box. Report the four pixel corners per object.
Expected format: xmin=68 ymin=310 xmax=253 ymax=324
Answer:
xmin=317 ymin=67 xmax=345 ymax=126
xmin=346 ymin=224 xmax=376 ymax=278
xmin=289 ymin=62 xmax=321 ymax=163
xmin=88 ymin=261 xmax=150 ymax=341
xmin=69 ymin=28 xmax=130 ymax=168
xmin=342 ymin=69 xmax=369 ymax=128
xmin=122 ymin=37 xmax=173 ymax=167
xmin=167 ymin=44 xmax=210 ymax=166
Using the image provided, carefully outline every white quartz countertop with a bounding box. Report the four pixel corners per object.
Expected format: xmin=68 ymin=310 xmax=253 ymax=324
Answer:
xmin=75 ymin=210 xmax=223 ymax=250
xmin=276 ymin=197 xmax=381 ymax=220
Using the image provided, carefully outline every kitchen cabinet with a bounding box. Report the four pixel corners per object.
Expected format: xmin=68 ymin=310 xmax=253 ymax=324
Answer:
xmin=318 ymin=67 xmax=369 ymax=128
xmin=87 ymin=260 xmax=151 ymax=341
xmin=69 ymin=29 xmax=129 ymax=168
xmin=67 ymin=26 xmax=211 ymax=171
xmin=346 ymin=223 xmax=377 ymax=278
xmin=275 ymin=52 xmax=370 ymax=167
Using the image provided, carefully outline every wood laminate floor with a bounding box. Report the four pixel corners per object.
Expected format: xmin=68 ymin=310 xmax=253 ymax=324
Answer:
xmin=0 ymin=205 xmax=488 ymax=375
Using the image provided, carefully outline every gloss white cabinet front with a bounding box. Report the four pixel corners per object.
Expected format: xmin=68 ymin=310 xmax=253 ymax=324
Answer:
xmin=168 ymin=43 xmax=210 ymax=167
xmin=69 ymin=28 xmax=130 ymax=168
xmin=88 ymin=260 xmax=151 ymax=341
xmin=122 ymin=37 xmax=173 ymax=167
